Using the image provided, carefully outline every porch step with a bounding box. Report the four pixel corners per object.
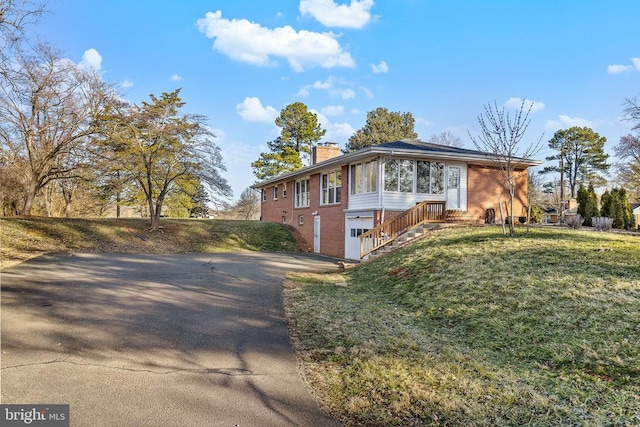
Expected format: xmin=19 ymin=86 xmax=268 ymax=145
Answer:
xmin=366 ymin=224 xmax=431 ymax=261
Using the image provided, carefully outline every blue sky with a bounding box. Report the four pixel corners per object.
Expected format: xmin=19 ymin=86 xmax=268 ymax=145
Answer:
xmin=36 ymin=0 xmax=640 ymax=201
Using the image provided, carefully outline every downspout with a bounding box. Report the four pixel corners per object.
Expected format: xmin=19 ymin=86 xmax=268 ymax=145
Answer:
xmin=289 ymin=180 xmax=295 ymax=224
xmin=378 ymin=156 xmax=384 ymax=224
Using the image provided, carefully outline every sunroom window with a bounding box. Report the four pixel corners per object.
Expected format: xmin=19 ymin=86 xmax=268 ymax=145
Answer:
xmin=385 ymin=158 xmax=444 ymax=194
xmin=350 ymin=160 xmax=377 ymax=194
xmin=416 ymin=161 xmax=444 ymax=194
xmin=385 ymin=159 xmax=414 ymax=192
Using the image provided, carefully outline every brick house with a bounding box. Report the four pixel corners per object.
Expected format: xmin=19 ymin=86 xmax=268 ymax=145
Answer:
xmin=253 ymin=139 xmax=540 ymax=260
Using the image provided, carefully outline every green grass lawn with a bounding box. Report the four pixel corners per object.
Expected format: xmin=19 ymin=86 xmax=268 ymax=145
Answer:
xmin=285 ymin=226 xmax=640 ymax=426
xmin=0 ymin=217 xmax=299 ymax=268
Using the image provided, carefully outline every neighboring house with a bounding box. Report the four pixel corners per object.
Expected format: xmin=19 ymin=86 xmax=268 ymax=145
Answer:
xmin=543 ymin=208 xmax=559 ymax=224
xmin=253 ymin=139 xmax=541 ymax=260
xmin=632 ymin=203 xmax=640 ymax=228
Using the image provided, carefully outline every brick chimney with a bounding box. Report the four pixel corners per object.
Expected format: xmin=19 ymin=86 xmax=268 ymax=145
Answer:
xmin=312 ymin=142 xmax=341 ymax=164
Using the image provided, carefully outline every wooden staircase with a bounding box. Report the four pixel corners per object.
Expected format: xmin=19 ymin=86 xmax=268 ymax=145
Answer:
xmin=359 ymin=201 xmax=446 ymax=260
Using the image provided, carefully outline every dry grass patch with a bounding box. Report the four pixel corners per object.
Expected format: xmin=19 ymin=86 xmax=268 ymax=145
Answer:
xmin=0 ymin=217 xmax=300 ymax=269
xmin=285 ymin=227 xmax=640 ymax=426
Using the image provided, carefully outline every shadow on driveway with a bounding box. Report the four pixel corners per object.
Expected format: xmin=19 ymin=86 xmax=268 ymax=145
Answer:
xmin=1 ymin=252 xmax=342 ymax=426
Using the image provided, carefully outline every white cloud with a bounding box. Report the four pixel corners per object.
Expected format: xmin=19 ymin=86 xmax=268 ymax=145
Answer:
xmin=321 ymin=105 xmax=345 ymax=116
xmin=339 ymin=88 xmax=355 ymax=99
xmin=236 ymin=97 xmax=278 ymax=123
xmin=79 ymin=48 xmax=102 ymax=71
xmin=504 ymin=97 xmax=545 ymax=113
xmin=545 ymin=115 xmax=595 ymax=131
xmin=196 ymin=10 xmax=355 ymax=72
xmin=608 ymin=64 xmax=633 ymax=74
xmin=371 ymin=60 xmax=388 ymax=73
xmin=313 ymin=78 xmax=334 ymax=90
xmin=359 ymin=86 xmax=373 ymax=98
xmin=120 ymin=79 xmax=134 ymax=89
xmin=297 ymin=76 xmax=356 ymax=99
xmin=313 ymin=109 xmax=355 ymax=142
xmin=299 ymin=0 xmax=376 ymax=29
xmin=607 ymin=57 xmax=640 ymax=74
xmin=170 ymin=74 xmax=183 ymax=82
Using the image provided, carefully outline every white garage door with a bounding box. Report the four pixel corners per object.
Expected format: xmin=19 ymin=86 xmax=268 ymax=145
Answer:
xmin=345 ymin=216 xmax=374 ymax=260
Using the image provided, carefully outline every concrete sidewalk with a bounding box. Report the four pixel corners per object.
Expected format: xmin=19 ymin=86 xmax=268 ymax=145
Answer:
xmin=1 ymin=252 xmax=342 ymax=426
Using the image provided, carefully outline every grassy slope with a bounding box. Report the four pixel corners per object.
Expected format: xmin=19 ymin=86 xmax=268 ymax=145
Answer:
xmin=0 ymin=217 xmax=299 ymax=269
xmin=285 ymin=226 xmax=640 ymax=426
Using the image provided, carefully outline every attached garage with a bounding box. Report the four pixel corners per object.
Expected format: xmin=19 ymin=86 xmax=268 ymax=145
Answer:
xmin=345 ymin=214 xmax=374 ymax=260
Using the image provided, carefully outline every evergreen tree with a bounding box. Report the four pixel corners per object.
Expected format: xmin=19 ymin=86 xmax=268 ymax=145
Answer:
xmin=251 ymin=137 xmax=304 ymax=180
xmin=600 ymin=187 xmax=634 ymax=229
xmin=189 ymin=182 xmax=211 ymax=218
xmin=540 ymin=127 xmax=610 ymax=198
xmin=576 ymin=183 xmax=598 ymax=226
xmin=345 ymin=107 xmax=417 ymax=152
xmin=251 ymin=103 xmax=325 ymax=180
xmin=275 ymin=102 xmax=326 ymax=165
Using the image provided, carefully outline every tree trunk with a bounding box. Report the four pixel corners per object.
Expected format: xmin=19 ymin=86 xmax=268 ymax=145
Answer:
xmin=509 ymin=192 xmax=515 ymax=236
xmin=22 ymin=181 xmax=37 ymax=216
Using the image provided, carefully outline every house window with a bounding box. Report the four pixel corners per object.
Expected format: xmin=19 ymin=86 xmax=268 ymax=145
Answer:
xmin=273 ymin=185 xmax=278 ymax=200
xmin=385 ymin=159 xmax=414 ymax=192
xmin=282 ymin=184 xmax=287 ymax=198
xmin=321 ymin=170 xmax=342 ymax=205
xmin=295 ymin=178 xmax=310 ymax=207
xmin=385 ymin=159 xmax=444 ymax=194
xmin=262 ymin=189 xmax=266 ymax=202
xmin=350 ymin=160 xmax=378 ymax=194
xmin=416 ymin=161 xmax=444 ymax=194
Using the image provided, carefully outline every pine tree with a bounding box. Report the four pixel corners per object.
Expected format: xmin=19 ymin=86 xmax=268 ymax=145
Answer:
xmin=345 ymin=107 xmax=417 ymax=152
xmin=576 ymin=183 xmax=598 ymax=226
xmin=251 ymin=103 xmax=325 ymax=180
xmin=540 ymin=127 xmax=610 ymax=198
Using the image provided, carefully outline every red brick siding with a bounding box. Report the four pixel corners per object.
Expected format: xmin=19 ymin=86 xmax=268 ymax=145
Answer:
xmin=467 ymin=165 xmax=528 ymax=221
xmin=259 ymin=165 xmax=348 ymax=258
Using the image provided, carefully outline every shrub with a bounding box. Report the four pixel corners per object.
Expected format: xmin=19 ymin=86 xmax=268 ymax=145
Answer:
xmin=592 ymin=216 xmax=613 ymax=231
xmin=566 ymin=214 xmax=584 ymax=229
xmin=529 ymin=205 xmax=543 ymax=223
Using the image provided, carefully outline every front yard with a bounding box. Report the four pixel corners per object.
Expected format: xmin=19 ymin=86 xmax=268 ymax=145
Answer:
xmin=285 ymin=226 xmax=640 ymax=426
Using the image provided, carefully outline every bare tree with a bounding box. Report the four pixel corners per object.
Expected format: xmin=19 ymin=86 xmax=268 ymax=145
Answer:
xmin=234 ymin=187 xmax=261 ymax=220
xmin=429 ymin=131 xmax=464 ymax=147
xmin=0 ymin=0 xmax=45 ymax=47
xmin=0 ymin=42 xmax=115 ymax=215
xmin=469 ymin=100 xmax=542 ymax=235
xmin=617 ymin=98 xmax=640 ymax=201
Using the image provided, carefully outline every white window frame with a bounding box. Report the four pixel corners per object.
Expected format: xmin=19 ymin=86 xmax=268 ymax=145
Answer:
xmin=320 ymin=170 xmax=342 ymax=205
xmin=295 ymin=178 xmax=310 ymax=208
xmin=273 ymin=185 xmax=278 ymax=200
xmin=350 ymin=159 xmax=378 ymax=195
xmin=383 ymin=158 xmax=444 ymax=195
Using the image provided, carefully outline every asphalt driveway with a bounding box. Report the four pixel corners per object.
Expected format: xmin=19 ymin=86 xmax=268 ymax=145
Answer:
xmin=1 ymin=252 xmax=342 ymax=426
